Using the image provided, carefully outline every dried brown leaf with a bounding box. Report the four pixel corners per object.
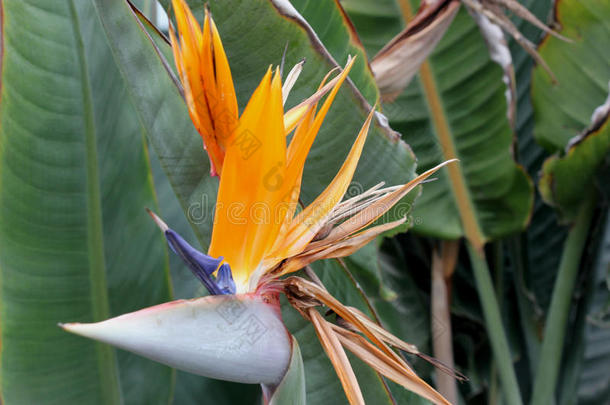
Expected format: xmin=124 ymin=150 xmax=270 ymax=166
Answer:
xmin=311 ymin=159 xmax=457 ymax=249
xmin=333 ymin=327 xmax=451 ymax=405
xmin=285 ymin=277 xmax=403 ymax=364
xmin=488 ymin=0 xmax=572 ymax=42
xmin=462 ymin=0 xmax=558 ymax=81
xmin=308 ymin=309 xmax=365 ymax=405
xmin=281 ymin=217 xmax=406 ymax=274
xmin=341 ymin=306 xmax=468 ymax=382
xmin=371 ymin=1 xmax=460 ymax=99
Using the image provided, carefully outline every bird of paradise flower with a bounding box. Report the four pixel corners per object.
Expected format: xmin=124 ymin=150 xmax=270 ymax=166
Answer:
xmin=62 ymin=1 xmax=460 ymax=404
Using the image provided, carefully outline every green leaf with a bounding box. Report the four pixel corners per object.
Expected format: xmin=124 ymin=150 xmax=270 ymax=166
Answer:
xmin=538 ymin=120 xmax=609 ymax=221
xmin=532 ymin=0 xmax=610 ymax=221
xmin=509 ymin=0 xmax=563 ymax=374
xmin=0 ymin=0 xmax=172 ymax=403
xmin=342 ymin=0 xmax=533 ymax=247
xmin=268 ymin=339 xmax=306 ymax=405
xmin=558 ymin=209 xmax=610 ymax=405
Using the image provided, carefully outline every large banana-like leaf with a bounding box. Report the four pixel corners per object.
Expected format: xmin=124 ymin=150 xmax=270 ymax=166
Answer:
xmin=288 ymin=0 xmax=377 ymax=102
xmin=558 ymin=208 xmax=610 ymax=405
xmin=0 ymin=0 xmax=173 ymax=403
xmin=499 ymin=0 xmax=568 ymax=382
xmin=342 ymin=0 xmax=533 ymax=248
xmin=532 ymin=0 xmax=610 ymax=221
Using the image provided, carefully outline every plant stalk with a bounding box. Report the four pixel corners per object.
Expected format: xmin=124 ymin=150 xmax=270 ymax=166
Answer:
xmin=530 ymin=191 xmax=596 ymax=405
xmin=508 ymin=235 xmax=542 ymax=376
xmin=431 ymin=240 xmax=459 ymax=404
xmin=488 ymin=240 xmax=505 ymax=405
xmin=467 ymin=242 xmax=523 ymax=405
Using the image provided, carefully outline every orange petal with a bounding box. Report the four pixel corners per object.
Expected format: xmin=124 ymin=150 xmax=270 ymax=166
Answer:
xmin=209 ymin=16 xmax=239 ymax=148
xmin=283 ymin=58 xmax=354 ymax=135
xmin=208 ymin=69 xmax=287 ymax=290
xmin=272 ymin=106 xmax=375 ymax=260
xmin=170 ymin=1 xmax=238 ymax=176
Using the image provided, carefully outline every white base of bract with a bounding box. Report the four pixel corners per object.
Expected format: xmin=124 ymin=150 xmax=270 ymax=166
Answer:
xmin=62 ymin=294 xmax=291 ymax=385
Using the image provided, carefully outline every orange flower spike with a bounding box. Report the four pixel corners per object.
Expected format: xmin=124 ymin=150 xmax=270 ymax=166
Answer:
xmin=272 ymin=58 xmax=357 ymax=246
xmin=208 ymin=16 xmax=238 ymax=144
xmin=208 ymin=57 xmax=360 ymax=291
xmin=70 ymin=3 xmax=456 ymax=404
xmin=245 ymin=71 xmax=288 ymax=271
xmin=170 ymin=0 xmax=238 ymax=176
xmin=208 ymin=68 xmax=288 ymax=290
xmin=273 ymin=106 xmax=375 ymax=261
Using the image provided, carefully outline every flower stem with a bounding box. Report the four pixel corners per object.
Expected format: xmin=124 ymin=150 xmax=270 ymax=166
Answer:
xmin=467 ymin=242 xmax=523 ymax=405
xmin=431 ymin=240 xmax=459 ymax=404
xmin=508 ymin=235 xmax=542 ymax=377
xmin=530 ymin=191 xmax=596 ymax=405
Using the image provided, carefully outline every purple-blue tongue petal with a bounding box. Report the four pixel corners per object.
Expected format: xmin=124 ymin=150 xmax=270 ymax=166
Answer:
xmin=147 ymin=209 xmax=236 ymax=295
xmin=163 ymin=228 xmax=225 ymax=295
xmin=165 ymin=229 xmax=223 ymax=276
xmin=216 ymin=263 xmax=236 ymax=294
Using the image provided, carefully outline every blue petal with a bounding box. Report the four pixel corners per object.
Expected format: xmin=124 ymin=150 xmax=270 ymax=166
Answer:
xmin=165 ymin=229 xmax=223 ymax=276
xmin=147 ymin=209 xmax=236 ymax=296
xmin=215 ymin=263 xmax=236 ymax=295
xmin=163 ymin=229 xmax=225 ymax=295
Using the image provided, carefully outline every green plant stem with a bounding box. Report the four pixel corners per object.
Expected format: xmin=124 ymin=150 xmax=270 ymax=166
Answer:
xmin=508 ymin=235 xmax=542 ymax=377
xmin=467 ymin=243 xmax=523 ymax=405
xmin=489 ymin=241 xmax=504 ymax=405
xmin=530 ymin=191 xmax=597 ymax=405
xmin=431 ymin=241 xmax=458 ymax=404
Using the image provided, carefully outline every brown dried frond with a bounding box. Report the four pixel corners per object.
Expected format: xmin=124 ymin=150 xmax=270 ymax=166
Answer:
xmin=462 ymin=0 xmax=572 ymax=81
xmin=282 ymin=276 xmax=454 ymax=405
xmin=336 ymin=309 xmax=468 ymax=382
xmin=332 ymin=325 xmax=451 ymax=405
xmin=276 ymin=160 xmax=457 ymax=276
xmin=308 ymin=309 xmax=365 ymax=405
xmin=487 ymin=0 xmax=571 ymax=42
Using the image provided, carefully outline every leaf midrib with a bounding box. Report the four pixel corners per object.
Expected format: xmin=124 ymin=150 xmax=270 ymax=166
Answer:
xmin=67 ymin=1 xmax=122 ymax=403
xmin=397 ymin=0 xmax=486 ymax=249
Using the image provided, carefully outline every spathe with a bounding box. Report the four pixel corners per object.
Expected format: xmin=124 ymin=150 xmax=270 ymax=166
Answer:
xmin=61 ymin=294 xmax=291 ymax=385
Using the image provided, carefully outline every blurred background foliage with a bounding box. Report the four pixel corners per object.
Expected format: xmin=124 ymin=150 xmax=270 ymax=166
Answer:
xmin=0 ymin=0 xmax=608 ymax=404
